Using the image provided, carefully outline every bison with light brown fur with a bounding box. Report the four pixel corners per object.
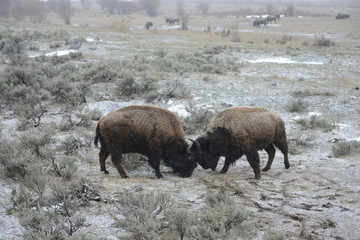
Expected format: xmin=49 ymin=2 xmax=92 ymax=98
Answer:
xmin=189 ymin=107 xmax=290 ymax=180
xmin=94 ymin=105 xmax=197 ymax=179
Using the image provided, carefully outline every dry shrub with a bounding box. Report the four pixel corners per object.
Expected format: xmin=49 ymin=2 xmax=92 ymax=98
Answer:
xmin=183 ymin=106 xmax=215 ymax=134
xmin=291 ymin=89 xmax=335 ymax=98
xmin=110 ymin=18 xmax=129 ymax=32
xmin=286 ymin=98 xmax=308 ymax=113
xmin=332 ymin=140 xmax=360 ymax=157
xmin=294 ymin=114 xmax=335 ymax=132
xmin=313 ymin=36 xmax=335 ymax=47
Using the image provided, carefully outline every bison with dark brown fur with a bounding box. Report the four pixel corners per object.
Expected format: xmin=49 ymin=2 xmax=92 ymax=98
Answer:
xmin=253 ymin=19 xmax=268 ymax=27
xmin=94 ymin=105 xmax=197 ymax=179
xmin=336 ymin=13 xmax=350 ymax=19
xmin=145 ymin=21 xmax=153 ymax=30
xmin=189 ymin=107 xmax=290 ymax=180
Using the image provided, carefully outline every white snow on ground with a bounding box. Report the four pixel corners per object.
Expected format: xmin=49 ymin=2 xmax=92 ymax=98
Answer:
xmin=45 ymin=50 xmax=78 ymax=56
xmin=247 ymin=57 xmax=323 ymax=65
xmin=28 ymin=50 xmax=78 ymax=58
xmin=168 ymin=104 xmax=190 ymax=118
xmin=86 ymin=38 xmax=95 ymax=42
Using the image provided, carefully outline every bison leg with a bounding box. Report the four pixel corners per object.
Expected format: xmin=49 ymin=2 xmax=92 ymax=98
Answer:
xmin=245 ymin=150 xmax=261 ymax=180
xmin=99 ymin=145 xmax=110 ymax=174
xmin=148 ymin=153 xmax=164 ymax=178
xmin=274 ymin=140 xmax=290 ymax=169
xmin=220 ymin=157 xmax=238 ymax=174
xmin=110 ymin=152 xmax=128 ymax=179
xmin=262 ymin=144 xmax=276 ymax=172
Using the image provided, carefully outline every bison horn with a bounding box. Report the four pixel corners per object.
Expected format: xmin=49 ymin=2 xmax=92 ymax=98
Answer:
xmin=187 ymin=139 xmax=200 ymax=153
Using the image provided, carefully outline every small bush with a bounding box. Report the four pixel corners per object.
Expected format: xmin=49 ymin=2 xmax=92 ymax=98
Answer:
xmin=166 ymin=207 xmax=197 ymax=240
xmin=202 ymin=45 xmax=228 ymax=55
xmin=1 ymin=37 xmax=24 ymax=55
xmin=47 ymin=78 xmax=87 ymax=106
xmin=111 ymin=190 xmax=252 ymax=240
xmin=49 ymin=42 xmax=62 ymax=49
xmin=286 ymin=98 xmax=308 ymax=113
xmin=111 ymin=192 xmax=172 ymax=240
xmin=78 ymin=62 xmax=119 ymax=83
xmin=48 ymin=51 xmax=83 ymax=65
xmin=276 ymin=39 xmax=287 ymax=45
xmin=291 ymin=89 xmax=335 ymax=98
xmin=288 ymin=135 xmax=315 ymax=154
xmin=160 ymin=80 xmax=190 ymax=100
xmin=294 ymin=114 xmax=335 ymax=132
xmin=263 ymin=230 xmax=286 ymax=240
xmin=20 ymin=208 xmax=86 ymax=239
xmin=0 ymin=140 xmax=34 ymax=180
xmin=331 ymin=140 xmax=360 ymax=157
xmin=183 ymin=106 xmax=214 ymax=134
xmin=190 ymin=190 xmax=251 ymax=239
xmin=155 ymin=49 xmax=167 ymax=58
xmin=313 ymin=36 xmax=335 ymax=47
xmin=114 ymin=70 xmax=159 ymax=102
xmin=114 ymin=70 xmax=138 ymax=98
xmin=20 ymin=125 xmax=55 ymax=157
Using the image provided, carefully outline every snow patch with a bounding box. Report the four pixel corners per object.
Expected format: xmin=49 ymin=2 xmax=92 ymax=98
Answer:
xmin=247 ymin=57 xmax=323 ymax=65
xmin=292 ymin=112 xmax=323 ymax=122
xmin=28 ymin=50 xmax=78 ymax=58
xmin=45 ymin=50 xmax=78 ymax=57
xmin=168 ymin=104 xmax=190 ymax=118
xmin=86 ymin=37 xmax=98 ymax=42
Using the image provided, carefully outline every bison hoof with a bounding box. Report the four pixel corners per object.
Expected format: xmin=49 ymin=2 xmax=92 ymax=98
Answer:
xmin=120 ymin=175 xmax=129 ymax=179
xmin=285 ymin=163 xmax=290 ymax=169
xmin=262 ymin=167 xmax=270 ymax=172
xmin=255 ymin=174 xmax=261 ymax=180
xmin=103 ymin=170 xmax=109 ymax=174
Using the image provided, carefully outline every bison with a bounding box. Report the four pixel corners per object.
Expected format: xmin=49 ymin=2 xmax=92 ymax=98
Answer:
xmin=94 ymin=105 xmax=197 ymax=179
xmin=336 ymin=13 xmax=350 ymax=19
xmin=266 ymin=15 xmax=277 ymax=23
xmin=253 ymin=19 xmax=268 ymax=28
xmin=165 ymin=17 xmax=180 ymax=25
xmin=145 ymin=21 xmax=153 ymax=30
xmin=189 ymin=107 xmax=290 ymax=180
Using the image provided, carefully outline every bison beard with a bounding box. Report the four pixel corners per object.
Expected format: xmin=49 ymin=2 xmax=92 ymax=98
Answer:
xmin=189 ymin=107 xmax=290 ymax=180
xmin=94 ymin=105 xmax=197 ymax=179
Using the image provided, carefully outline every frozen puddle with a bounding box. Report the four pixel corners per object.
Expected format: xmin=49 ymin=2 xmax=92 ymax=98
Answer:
xmin=248 ymin=57 xmax=323 ymax=65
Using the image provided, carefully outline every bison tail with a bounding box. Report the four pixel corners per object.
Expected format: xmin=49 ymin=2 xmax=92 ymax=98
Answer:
xmin=94 ymin=124 xmax=100 ymax=147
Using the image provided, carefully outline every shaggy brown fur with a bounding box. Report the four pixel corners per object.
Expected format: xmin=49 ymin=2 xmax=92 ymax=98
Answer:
xmin=190 ymin=107 xmax=290 ymax=179
xmin=94 ymin=105 xmax=197 ymax=178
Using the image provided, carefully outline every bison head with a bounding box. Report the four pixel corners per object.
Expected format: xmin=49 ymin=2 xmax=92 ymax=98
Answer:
xmin=188 ymin=137 xmax=219 ymax=171
xmin=169 ymin=144 xmax=197 ymax=178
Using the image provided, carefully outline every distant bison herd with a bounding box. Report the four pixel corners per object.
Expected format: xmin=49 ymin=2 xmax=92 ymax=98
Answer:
xmin=143 ymin=13 xmax=349 ymax=30
xmin=95 ymin=105 xmax=290 ymax=180
xmin=250 ymin=12 xmax=351 ymax=28
xmin=143 ymin=17 xmax=180 ymax=30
